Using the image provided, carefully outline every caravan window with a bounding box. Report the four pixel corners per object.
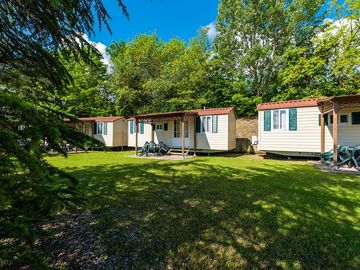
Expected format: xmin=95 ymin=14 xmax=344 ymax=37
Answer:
xmin=129 ymin=120 xmax=134 ymax=134
xmin=184 ymin=121 xmax=189 ymax=138
xmin=201 ymin=116 xmax=212 ymax=132
xmin=174 ymin=120 xmax=180 ymax=138
xmin=95 ymin=122 xmax=107 ymax=135
xmin=273 ymin=110 xmax=287 ymax=131
xmin=340 ymin=114 xmax=349 ymax=124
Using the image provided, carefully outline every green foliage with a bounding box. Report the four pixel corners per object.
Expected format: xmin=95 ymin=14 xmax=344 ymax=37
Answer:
xmin=106 ymin=40 xmax=126 ymax=60
xmin=278 ymin=0 xmax=360 ymax=100
xmin=0 ymin=93 xmax=105 ymax=268
xmin=110 ymin=33 xmax=209 ymax=116
xmin=0 ymin=0 xmax=126 ymax=267
xmin=60 ymin=51 xmax=115 ymax=117
xmin=212 ymin=0 xmax=325 ymax=115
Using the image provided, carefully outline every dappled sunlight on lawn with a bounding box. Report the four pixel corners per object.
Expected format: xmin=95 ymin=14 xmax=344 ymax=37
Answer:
xmin=43 ymin=152 xmax=360 ymax=269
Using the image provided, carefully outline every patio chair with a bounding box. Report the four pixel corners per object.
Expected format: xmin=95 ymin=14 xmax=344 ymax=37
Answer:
xmin=338 ymin=145 xmax=352 ymax=167
xmin=158 ymin=142 xmax=170 ymax=155
xmin=352 ymin=145 xmax=360 ymax=171
xmin=148 ymin=141 xmax=158 ymax=155
xmin=320 ymin=149 xmax=333 ymax=164
xmin=139 ymin=141 xmax=149 ymax=156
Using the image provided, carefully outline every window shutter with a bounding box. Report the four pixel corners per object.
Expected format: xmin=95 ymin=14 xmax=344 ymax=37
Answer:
xmin=139 ymin=123 xmax=144 ymax=134
xmin=289 ymin=109 xmax=297 ymax=131
xmin=130 ymin=121 xmax=134 ymax=134
xmin=264 ymin=110 xmax=271 ymax=131
xmin=352 ymin=112 xmax=360 ymax=125
xmin=94 ymin=123 xmax=97 ymax=134
xmin=212 ymin=115 xmax=218 ymax=133
xmin=196 ymin=116 xmax=201 ymax=133
xmin=164 ymin=123 xmax=168 ymax=131
xmin=103 ymin=123 xmax=108 ymax=135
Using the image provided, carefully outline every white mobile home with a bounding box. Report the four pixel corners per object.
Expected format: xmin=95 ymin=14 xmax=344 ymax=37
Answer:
xmin=127 ymin=107 xmax=237 ymax=155
xmin=257 ymin=95 xmax=360 ymax=158
xmin=65 ymin=116 xmax=128 ymax=148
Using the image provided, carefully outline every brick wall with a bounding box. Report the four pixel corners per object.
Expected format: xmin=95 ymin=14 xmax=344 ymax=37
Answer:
xmin=235 ymin=117 xmax=258 ymax=153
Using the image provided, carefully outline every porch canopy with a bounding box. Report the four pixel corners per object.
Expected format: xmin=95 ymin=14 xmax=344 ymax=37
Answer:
xmin=317 ymin=94 xmax=360 ymax=168
xmin=133 ymin=111 xmax=198 ymax=159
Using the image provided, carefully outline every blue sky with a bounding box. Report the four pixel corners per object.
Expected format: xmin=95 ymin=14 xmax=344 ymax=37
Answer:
xmin=91 ymin=0 xmax=219 ymax=46
xmin=88 ymin=0 xmax=343 ymax=66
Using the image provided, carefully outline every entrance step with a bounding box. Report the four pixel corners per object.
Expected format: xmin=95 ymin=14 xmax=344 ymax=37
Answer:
xmin=168 ymin=148 xmax=191 ymax=156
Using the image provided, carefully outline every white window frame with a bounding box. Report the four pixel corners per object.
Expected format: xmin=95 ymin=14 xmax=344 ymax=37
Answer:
xmin=339 ymin=113 xmax=350 ymax=126
xmin=272 ymin=109 xmax=288 ymax=131
xmin=96 ymin=122 xmax=107 ymax=135
xmin=201 ymin=116 xmax=212 ymax=133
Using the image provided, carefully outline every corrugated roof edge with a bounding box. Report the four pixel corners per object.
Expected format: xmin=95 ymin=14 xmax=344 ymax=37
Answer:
xmin=64 ymin=116 xmax=124 ymax=123
xmin=256 ymin=98 xmax=322 ymax=111
xmin=127 ymin=107 xmax=236 ymax=120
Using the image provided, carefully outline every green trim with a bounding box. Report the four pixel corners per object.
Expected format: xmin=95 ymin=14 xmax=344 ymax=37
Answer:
xmin=264 ymin=110 xmax=271 ymax=131
xmin=289 ymin=108 xmax=297 ymax=131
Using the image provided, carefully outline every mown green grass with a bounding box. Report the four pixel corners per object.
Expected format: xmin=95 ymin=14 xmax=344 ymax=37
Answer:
xmin=47 ymin=151 xmax=360 ymax=269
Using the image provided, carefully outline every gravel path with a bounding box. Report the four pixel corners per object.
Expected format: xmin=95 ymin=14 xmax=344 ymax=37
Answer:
xmin=36 ymin=212 xmax=122 ymax=270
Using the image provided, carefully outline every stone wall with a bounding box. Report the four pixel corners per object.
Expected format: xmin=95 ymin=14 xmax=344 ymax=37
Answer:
xmin=235 ymin=117 xmax=258 ymax=153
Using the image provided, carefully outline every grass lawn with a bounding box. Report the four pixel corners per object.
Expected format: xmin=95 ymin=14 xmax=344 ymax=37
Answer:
xmin=44 ymin=151 xmax=360 ymax=269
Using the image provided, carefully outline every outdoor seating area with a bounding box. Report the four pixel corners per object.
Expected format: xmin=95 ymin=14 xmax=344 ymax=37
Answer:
xmin=321 ymin=145 xmax=360 ymax=171
xmin=138 ymin=141 xmax=171 ymax=157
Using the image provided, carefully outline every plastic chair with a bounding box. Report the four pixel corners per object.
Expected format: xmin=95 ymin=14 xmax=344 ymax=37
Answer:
xmin=139 ymin=141 xmax=149 ymax=156
xmin=158 ymin=142 xmax=170 ymax=155
xmin=338 ymin=145 xmax=352 ymax=166
xmin=352 ymin=145 xmax=360 ymax=171
xmin=320 ymin=149 xmax=333 ymax=164
xmin=148 ymin=141 xmax=158 ymax=154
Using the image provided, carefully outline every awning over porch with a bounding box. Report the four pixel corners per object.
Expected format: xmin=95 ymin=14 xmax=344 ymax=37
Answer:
xmin=133 ymin=111 xmax=198 ymax=159
xmin=317 ymin=94 xmax=360 ymax=114
xmin=317 ymin=94 xmax=360 ymax=168
xmin=133 ymin=111 xmax=197 ymax=123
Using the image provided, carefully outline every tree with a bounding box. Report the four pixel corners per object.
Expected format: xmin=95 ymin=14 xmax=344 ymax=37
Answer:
xmin=107 ymin=40 xmax=127 ymax=61
xmin=0 ymin=0 xmax=127 ymax=267
xmin=212 ymin=0 xmax=325 ymax=115
xmin=60 ymin=51 xmax=115 ymax=117
xmin=278 ymin=0 xmax=360 ymax=99
xmin=110 ymin=33 xmax=209 ymax=116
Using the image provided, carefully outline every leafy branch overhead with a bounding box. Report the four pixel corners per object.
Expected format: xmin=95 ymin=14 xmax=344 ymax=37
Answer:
xmin=0 ymin=0 xmax=126 ymax=268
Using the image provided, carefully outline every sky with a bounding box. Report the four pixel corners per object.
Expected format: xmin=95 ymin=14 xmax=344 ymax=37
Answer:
xmin=91 ymin=0 xmax=219 ymax=46
xmin=88 ymin=0 xmax=343 ymax=66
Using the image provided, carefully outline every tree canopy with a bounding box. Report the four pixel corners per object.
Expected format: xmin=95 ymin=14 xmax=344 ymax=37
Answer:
xmin=211 ymin=0 xmax=325 ymax=115
xmin=278 ymin=0 xmax=360 ymax=100
xmin=59 ymin=50 xmax=115 ymax=117
xmin=0 ymin=0 xmax=127 ymax=267
xmin=109 ymin=33 xmax=210 ymax=116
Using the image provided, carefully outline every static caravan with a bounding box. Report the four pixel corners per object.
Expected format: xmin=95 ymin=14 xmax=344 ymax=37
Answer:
xmin=257 ymin=95 xmax=360 ymax=157
xmin=127 ymin=107 xmax=237 ymax=154
xmin=65 ymin=116 xmax=128 ymax=148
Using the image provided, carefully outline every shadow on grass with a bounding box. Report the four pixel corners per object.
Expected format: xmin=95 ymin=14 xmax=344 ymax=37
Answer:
xmin=39 ymin=158 xmax=360 ymax=269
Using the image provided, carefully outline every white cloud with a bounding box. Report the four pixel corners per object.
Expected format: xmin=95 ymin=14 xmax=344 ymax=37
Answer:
xmin=81 ymin=34 xmax=112 ymax=67
xmin=205 ymin=22 xmax=217 ymax=40
xmin=318 ymin=18 xmax=358 ymax=38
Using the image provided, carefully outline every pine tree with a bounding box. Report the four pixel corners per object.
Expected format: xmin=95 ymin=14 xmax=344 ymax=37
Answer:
xmin=0 ymin=1 xmax=127 ymax=267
